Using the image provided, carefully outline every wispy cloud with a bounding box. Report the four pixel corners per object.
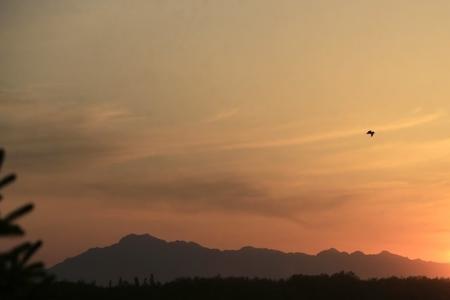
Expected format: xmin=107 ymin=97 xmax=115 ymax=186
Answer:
xmin=80 ymin=174 xmax=353 ymax=226
xmin=102 ymin=111 xmax=445 ymax=165
xmin=203 ymin=108 xmax=239 ymax=124
xmin=377 ymin=111 xmax=444 ymax=131
xmin=214 ymin=111 xmax=444 ymax=152
xmin=0 ymin=88 xmax=133 ymax=171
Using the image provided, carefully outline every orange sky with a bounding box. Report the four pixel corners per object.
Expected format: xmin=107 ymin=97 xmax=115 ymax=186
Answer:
xmin=2 ymin=0 xmax=450 ymax=266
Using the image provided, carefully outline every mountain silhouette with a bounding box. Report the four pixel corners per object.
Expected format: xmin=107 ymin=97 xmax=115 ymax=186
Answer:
xmin=50 ymin=234 xmax=450 ymax=284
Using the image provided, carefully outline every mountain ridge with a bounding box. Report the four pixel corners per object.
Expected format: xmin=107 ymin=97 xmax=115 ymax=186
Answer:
xmin=50 ymin=233 xmax=450 ymax=284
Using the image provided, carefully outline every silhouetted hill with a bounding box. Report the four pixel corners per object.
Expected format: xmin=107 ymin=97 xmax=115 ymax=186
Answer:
xmin=50 ymin=234 xmax=450 ymax=284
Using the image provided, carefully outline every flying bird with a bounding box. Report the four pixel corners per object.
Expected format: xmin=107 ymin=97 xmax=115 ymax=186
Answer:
xmin=366 ymin=130 xmax=375 ymax=137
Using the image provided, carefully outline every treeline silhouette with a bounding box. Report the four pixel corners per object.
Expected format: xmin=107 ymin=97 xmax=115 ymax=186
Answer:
xmin=41 ymin=273 xmax=450 ymax=300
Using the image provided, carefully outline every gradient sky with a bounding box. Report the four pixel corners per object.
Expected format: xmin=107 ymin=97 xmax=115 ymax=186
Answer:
xmin=2 ymin=0 xmax=450 ymax=266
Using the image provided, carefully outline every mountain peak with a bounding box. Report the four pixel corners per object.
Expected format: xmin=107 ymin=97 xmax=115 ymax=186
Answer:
xmin=317 ymin=248 xmax=342 ymax=256
xmin=119 ymin=233 xmax=165 ymax=245
xmin=351 ymin=251 xmax=365 ymax=256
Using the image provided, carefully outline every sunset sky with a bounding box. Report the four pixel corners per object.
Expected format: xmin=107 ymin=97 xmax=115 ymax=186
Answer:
xmin=2 ymin=0 xmax=450 ymax=266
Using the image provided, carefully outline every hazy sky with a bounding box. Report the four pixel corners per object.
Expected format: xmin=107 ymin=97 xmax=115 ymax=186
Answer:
xmin=2 ymin=0 xmax=450 ymax=266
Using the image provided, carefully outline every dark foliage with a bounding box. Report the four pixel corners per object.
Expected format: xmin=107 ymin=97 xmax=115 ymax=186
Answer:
xmin=39 ymin=273 xmax=450 ymax=300
xmin=0 ymin=149 xmax=52 ymax=299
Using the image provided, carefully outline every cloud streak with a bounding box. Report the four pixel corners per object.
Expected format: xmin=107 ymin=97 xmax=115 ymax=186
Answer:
xmin=0 ymin=87 xmax=137 ymax=171
xmin=76 ymin=174 xmax=354 ymax=226
xmin=214 ymin=111 xmax=444 ymax=152
xmin=203 ymin=108 xmax=239 ymax=124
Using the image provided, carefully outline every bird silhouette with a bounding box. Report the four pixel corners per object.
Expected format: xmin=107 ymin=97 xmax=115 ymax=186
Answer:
xmin=366 ymin=130 xmax=375 ymax=137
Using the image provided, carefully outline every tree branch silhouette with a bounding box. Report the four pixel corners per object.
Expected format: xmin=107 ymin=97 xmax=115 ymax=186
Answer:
xmin=0 ymin=149 xmax=51 ymax=299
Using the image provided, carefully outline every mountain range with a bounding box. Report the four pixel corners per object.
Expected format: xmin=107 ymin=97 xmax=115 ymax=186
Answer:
xmin=50 ymin=234 xmax=450 ymax=284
